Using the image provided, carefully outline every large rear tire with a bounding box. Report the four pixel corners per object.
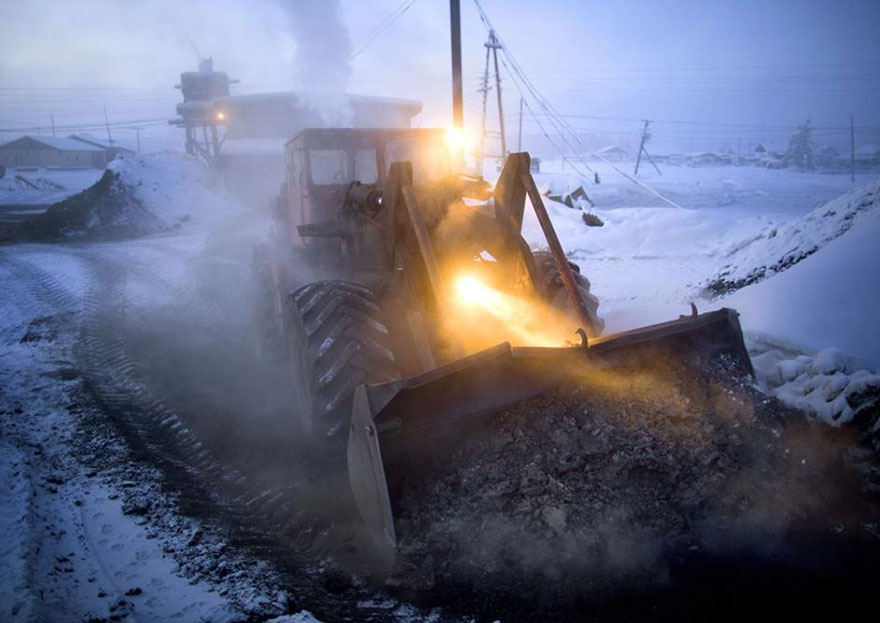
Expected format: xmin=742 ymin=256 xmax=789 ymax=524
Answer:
xmin=286 ymin=280 xmax=399 ymax=440
xmin=533 ymin=251 xmax=604 ymax=335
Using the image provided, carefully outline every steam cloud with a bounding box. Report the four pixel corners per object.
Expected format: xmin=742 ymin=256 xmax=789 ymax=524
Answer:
xmin=281 ymin=0 xmax=353 ymax=126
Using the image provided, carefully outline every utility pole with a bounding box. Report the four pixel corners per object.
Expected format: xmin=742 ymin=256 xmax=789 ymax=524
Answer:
xmin=634 ymin=120 xmax=650 ymax=175
xmin=517 ymin=96 xmax=523 ymax=152
xmin=478 ymin=40 xmax=491 ymax=170
xmin=103 ymin=105 xmax=113 ymax=145
xmin=450 ymin=0 xmax=463 ymax=131
xmin=490 ymin=31 xmax=506 ymax=158
xmin=477 ymin=30 xmax=507 ymax=169
xmin=850 ymin=115 xmax=855 ymax=183
xmin=50 ymin=114 xmax=56 ymax=137
xmin=135 ymin=127 xmax=141 ymax=154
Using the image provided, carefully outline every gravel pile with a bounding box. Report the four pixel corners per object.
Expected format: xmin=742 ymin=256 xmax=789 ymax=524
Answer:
xmin=386 ymin=361 xmax=879 ymax=618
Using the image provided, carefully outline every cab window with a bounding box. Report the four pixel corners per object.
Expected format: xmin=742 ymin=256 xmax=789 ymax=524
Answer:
xmin=309 ymin=149 xmax=349 ymax=185
xmin=354 ymin=148 xmax=379 ymax=183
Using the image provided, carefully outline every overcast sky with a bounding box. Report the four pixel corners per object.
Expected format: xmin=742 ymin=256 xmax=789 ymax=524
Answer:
xmin=1 ymin=0 xmax=878 ymax=152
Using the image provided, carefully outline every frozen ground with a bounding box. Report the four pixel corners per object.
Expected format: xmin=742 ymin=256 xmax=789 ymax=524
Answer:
xmin=1 ymin=153 xmax=878 ymax=621
xmin=0 ymin=172 xmax=450 ymax=621
xmin=517 ymin=160 xmax=880 ymax=425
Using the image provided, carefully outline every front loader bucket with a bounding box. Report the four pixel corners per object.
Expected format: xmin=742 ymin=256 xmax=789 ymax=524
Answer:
xmin=347 ymin=307 xmax=752 ymax=566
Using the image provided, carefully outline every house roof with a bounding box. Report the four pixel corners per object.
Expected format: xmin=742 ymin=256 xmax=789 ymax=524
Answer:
xmin=69 ymin=134 xmax=112 ymax=149
xmin=596 ymin=144 xmax=627 ymax=154
xmin=214 ymin=90 xmax=422 ymax=113
xmin=0 ymin=135 xmax=106 ymax=152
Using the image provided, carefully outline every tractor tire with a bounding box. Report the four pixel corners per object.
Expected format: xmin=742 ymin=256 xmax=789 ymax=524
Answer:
xmin=286 ymin=280 xmax=399 ymax=441
xmin=533 ymin=251 xmax=605 ymax=336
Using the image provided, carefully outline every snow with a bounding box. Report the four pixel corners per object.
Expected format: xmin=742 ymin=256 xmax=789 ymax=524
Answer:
xmin=723 ymin=203 xmax=880 ymax=368
xmin=504 ymin=159 xmax=880 ymax=423
xmin=707 ymin=177 xmax=879 ymax=291
xmin=266 ymin=613 xmax=323 ymax=623
xmin=106 ymin=151 xmax=238 ymax=228
xmin=0 ymin=168 xmax=104 ymax=207
xmin=0 ymin=440 xmax=34 ymax=622
xmin=0 ymin=243 xmax=274 ymax=622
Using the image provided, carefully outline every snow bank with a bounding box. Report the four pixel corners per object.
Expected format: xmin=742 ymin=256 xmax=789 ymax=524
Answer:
xmin=751 ymin=347 xmax=880 ymax=426
xmin=107 ymin=151 xmax=235 ymax=227
xmin=719 ymin=190 xmax=880 ymax=425
xmin=23 ymin=152 xmax=242 ymax=240
xmin=0 ymin=168 xmax=103 ymax=206
xmin=705 ymin=177 xmax=880 ymax=294
xmin=723 ymin=203 xmax=880 ymax=369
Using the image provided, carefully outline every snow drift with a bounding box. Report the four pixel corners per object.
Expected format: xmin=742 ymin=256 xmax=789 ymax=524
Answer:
xmin=705 ymin=177 xmax=879 ymax=295
xmin=714 ymin=180 xmax=880 ymax=426
xmin=23 ymin=153 xmax=235 ymax=240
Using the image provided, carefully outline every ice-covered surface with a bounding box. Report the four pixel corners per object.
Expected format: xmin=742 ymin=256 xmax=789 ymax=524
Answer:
xmin=0 ymin=257 xmax=252 ymax=622
xmin=0 ymin=168 xmax=104 ymax=207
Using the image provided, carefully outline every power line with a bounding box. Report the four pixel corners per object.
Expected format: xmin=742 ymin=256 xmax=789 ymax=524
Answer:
xmin=472 ymin=0 xmax=684 ymax=210
xmin=0 ymin=117 xmax=171 ymax=133
xmin=351 ymin=0 xmax=418 ymax=59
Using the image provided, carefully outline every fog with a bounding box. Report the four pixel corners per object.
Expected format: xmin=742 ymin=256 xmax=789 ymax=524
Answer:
xmin=1 ymin=0 xmax=879 ymax=154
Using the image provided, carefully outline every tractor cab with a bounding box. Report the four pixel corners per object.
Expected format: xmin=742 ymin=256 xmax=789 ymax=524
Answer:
xmin=282 ymin=128 xmax=453 ymax=246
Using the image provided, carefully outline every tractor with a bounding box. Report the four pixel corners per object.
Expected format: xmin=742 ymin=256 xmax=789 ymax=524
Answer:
xmin=253 ymin=127 xmax=752 ymax=564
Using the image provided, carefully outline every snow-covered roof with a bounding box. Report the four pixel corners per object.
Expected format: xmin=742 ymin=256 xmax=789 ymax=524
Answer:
xmin=854 ymin=144 xmax=879 ymax=156
xmin=0 ymin=135 xmax=105 ymax=152
xmin=68 ymin=134 xmax=113 ymax=149
xmin=215 ymin=90 xmax=422 ymax=112
xmin=596 ymin=145 xmax=627 ymax=155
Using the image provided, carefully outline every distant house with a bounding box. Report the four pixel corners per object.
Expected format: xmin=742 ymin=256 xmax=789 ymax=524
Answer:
xmin=854 ymin=144 xmax=880 ymax=166
xmin=0 ymin=135 xmax=108 ymax=168
xmin=595 ymin=144 xmax=629 ymax=162
xmin=69 ymin=134 xmax=133 ymax=161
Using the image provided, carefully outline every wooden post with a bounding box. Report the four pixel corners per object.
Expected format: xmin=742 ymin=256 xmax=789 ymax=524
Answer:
xmin=50 ymin=114 xmax=56 ymax=138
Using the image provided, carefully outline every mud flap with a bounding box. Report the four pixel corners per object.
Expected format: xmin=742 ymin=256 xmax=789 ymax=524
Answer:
xmin=347 ymin=308 xmax=752 ymax=565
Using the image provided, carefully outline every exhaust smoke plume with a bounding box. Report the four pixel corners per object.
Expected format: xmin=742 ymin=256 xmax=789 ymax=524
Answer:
xmin=281 ymin=0 xmax=353 ymax=126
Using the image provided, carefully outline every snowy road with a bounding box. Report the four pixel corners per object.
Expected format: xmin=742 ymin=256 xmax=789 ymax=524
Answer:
xmin=0 ymin=232 xmax=442 ymax=622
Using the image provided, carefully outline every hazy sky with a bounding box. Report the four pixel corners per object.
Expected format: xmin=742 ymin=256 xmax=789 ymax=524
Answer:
xmin=1 ymin=0 xmax=878 ymax=152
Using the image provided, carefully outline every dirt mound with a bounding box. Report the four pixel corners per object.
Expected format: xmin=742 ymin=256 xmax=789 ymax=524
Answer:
xmin=22 ymin=169 xmax=165 ymax=240
xmin=387 ymin=362 xmax=880 ymax=620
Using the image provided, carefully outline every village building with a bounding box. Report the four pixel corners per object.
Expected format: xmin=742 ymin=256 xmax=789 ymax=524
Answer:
xmin=0 ymin=135 xmax=109 ymax=169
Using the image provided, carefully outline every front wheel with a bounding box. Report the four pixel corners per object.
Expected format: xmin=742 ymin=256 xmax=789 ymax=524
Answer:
xmin=533 ymin=251 xmax=604 ymax=336
xmin=285 ymin=280 xmax=399 ymax=440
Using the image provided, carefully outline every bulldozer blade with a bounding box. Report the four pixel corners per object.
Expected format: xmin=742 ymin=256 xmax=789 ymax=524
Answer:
xmin=347 ymin=307 xmax=752 ymax=565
